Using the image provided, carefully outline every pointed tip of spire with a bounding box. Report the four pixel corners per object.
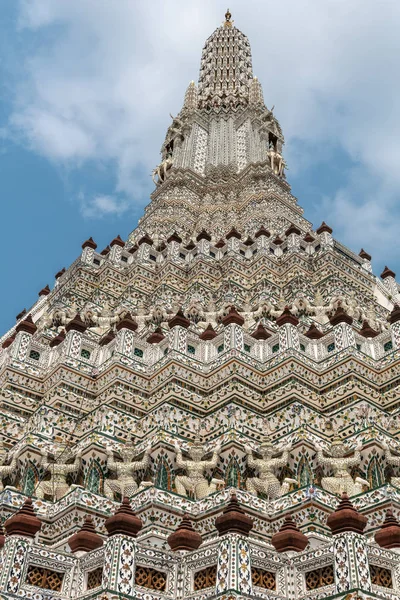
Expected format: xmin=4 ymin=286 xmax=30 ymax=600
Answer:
xmin=224 ymin=8 xmax=232 ymax=27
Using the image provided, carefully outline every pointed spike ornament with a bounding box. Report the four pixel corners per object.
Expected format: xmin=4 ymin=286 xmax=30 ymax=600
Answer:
xmin=4 ymin=498 xmax=42 ymax=538
xmin=327 ymin=493 xmax=367 ymax=535
xmin=271 ymin=514 xmax=308 ymax=553
xmin=249 ymin=76 xmax=264 ymax=106
xmin=375 ymin=509 xmax=400 ymax=549
xmin=68 ymin=516 xmax=103 ymax=553
xmin=105 ymin=497 xmax=143 ymax=538
xmin=224 ymin=8 xmax=233 ymax=27
xmin=215 ymin=493 xmax=253 ymax=536
xmin=167 ymin=514 xmax=203 ymax=552
xmin=183 ymin=81 xmax=198 ymax=111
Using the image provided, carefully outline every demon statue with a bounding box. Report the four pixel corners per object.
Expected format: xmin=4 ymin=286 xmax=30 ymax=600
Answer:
xmin=317 ymin=436 xmax=369 ymax=496
xmin=104 ymin=439 xmax=152 ymax=500
xmin=36 ymin=442 xmax=82 ymax=501
xmin=382 ymin=442 xmax=400 ymax=488
xmin=0 ymin=440 xmax=18 ymax=492
xmin=174 ymin=436 xmax=224 ymax=499
xmin=245 ymin=435 xmax=297 ymax=498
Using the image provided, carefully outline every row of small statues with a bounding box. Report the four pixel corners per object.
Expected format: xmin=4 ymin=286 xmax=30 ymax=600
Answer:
xmin=1 ymin=436 xmax=399 ymax=502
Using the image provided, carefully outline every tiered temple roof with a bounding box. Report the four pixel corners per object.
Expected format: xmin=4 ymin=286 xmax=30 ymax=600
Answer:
xmin=0 ymin=10 xmax=399 ymax=600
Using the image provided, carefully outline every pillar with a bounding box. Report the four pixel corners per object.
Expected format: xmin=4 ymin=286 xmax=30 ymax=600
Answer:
xmin=276 ymin=307 xmax=300 ymax=351
xmin=222 ymin=307 xmax=244 ymax=352
xmin=168 ymin=310 xmax=190 ymax=352
xmin=329 ymin=308 xmax=356 ymax=350
xmin=65 ymin=314 xmax=87 ymax=359
xmin=109 ymin=235 xmax=125 ymax=263
xmin=167 ymin=232 xmax=182 ymax=261
xmin=215 ymin=494 xmax=254 ymax=596
xmin=102 ymin=498 xmax=142 ymax=598
xmin=10 ymin=315 xmax=37 ymax=362
xmin=81 ymin=237 xmax=97 ymax=265
xmin=316 ymin=221 xmax=334 ymax=249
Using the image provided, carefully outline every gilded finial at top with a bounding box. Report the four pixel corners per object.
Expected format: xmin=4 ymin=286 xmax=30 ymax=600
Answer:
xmin=224 ymin=8 xmax=232 ymax=27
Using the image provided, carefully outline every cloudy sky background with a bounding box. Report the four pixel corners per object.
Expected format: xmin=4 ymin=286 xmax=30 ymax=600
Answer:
xmin=0 ymin=0 xmax=399 ymax=331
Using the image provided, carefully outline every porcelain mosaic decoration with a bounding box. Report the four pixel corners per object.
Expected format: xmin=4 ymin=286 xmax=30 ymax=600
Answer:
xmin=0 ymin=10 xmax=400 ymax=600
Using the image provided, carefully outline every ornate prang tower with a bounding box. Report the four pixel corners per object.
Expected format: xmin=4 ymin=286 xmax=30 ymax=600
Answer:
xmin=0 ymin=11 xmax=400 ymax=600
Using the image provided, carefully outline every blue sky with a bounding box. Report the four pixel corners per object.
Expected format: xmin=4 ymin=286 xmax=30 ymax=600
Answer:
xmin=0 ymin=0 xmax=400 ymax=333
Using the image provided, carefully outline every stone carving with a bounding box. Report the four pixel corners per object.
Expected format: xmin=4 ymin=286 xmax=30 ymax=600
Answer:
xmin=0 ymin=440 xmax=17 ymax=492
xmin=87 ymin=301 xmax=121 ymax=334
xmin=245 ymin=436 xmax=297 ymax=498
xmin=267 ymin=143 xmax=285 ymax=178
xmin=316 ymin=437 xmax=369 ymax=496
xmin=382 ymin=442 xmax=400 ymax=487
xmin=104 ymin=440 xmax=152 ymax=500
xmin=167 ymin=114 xmax=185 ymax=144
xmin=36 ymin=443 xmax=82 ymax=501
xmin=174 ymin=436 xmax=224 ymax=499
xmin=152 ymin=157 xmax=173 ymax=185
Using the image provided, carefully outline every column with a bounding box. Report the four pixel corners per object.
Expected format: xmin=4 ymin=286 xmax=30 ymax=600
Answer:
xmin=115 ymin=313 xmax=138 ymax=358
xmin=222 ymin=307 xmax=244 ymax=352
xmin=316 ymin=221 xmax=334 ymax=249
xmin=390 ymin=305 xmax=400 ymax=349
xmin=215 ymin=494 xmax=254 ymax=596
xmin=168 ymin=310 xmax=190 ymax=352
xmin=196 ymin=229 xmax=211 ymax=256
xmin=381 ymin=266 xmax=398 ymax=298
xmin=10 ymin=314 xmax=37 ymax=362
xmin=327 ymin=494 xmax=371 ymax=594
xmin=81 ymin=237 xmax=97 ymax=265
xmin=102 ymin=498 xmax=143 ymax=598
xmin=65 ymin=313 xmax=87 ymax=359
xmin=276 ymin=307 xmax=300 ymax=351
xmin=167 ymin=232 xmax=182 ymax=261
xmin=285 ymin=224 xmax=301 ymax=253
xmin=359 ymin=249 xmax=372 ymax=273
xmin=226 ymin=228 xmax=241 ymax=253
xmin=109 ymin=235 xmax=125 ymax=263
xmin=329 ymin=308 xmax=356 ymax=350
xmin=0 ymin=498 xmax=42 ymax=596
xmin=137 ymin=234 xmax=154 ymax=262
xmin=255 ymin=226 xmax=271 ymax=252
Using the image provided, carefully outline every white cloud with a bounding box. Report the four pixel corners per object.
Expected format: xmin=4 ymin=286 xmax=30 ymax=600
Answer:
xmin=4 ymin=0 xmax=400 ymax=266
xmin=80 ymin=194 xmax=129 ymax=219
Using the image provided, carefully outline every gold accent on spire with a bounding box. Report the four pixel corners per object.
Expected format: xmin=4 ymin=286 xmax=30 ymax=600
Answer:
xmin=224 ymin=8 xmax=232 ymax=27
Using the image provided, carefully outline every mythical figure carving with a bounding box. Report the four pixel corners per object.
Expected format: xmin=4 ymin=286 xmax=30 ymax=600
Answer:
xmin=0 ymin=440 xmax=17 ymax=492
xmin=88 ymin=301 xmax=121 ymax=334
xmin=316 ymin=437 xmax=369 ymax=496
xmin=382 ymin=442 xmax=400 ymax=487
xmin=174 ymin=436 xmax=224 ymax=499
xmin=152 ymin=157 xmax=173 ymax=185
xmin=267 ymin=143 xmax=285 ymax=178
xmin=36 ymin=443 xmax=82 ymax=501
xmin=245 ymin=436 xmax=296 ymax=498
xmin=167 ymin=114 xmax=185 ymax=142
xmin=104 ymin=440 xmax=152 ymax=500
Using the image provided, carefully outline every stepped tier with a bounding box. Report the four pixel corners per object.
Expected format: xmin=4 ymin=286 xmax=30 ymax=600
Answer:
xmin=0 ymin=10 xmax=400 ymax=600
